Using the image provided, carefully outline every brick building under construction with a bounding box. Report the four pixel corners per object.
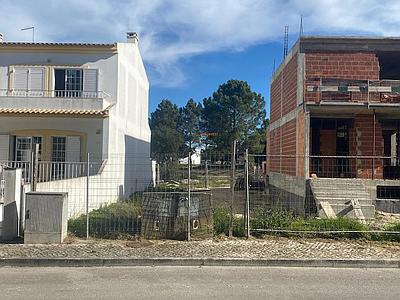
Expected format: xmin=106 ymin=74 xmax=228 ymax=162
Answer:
xmin=267 ymin=36 xmax=400 ymax=218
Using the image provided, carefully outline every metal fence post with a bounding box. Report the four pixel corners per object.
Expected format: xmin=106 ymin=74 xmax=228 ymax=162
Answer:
xmin=31 ymin=143 xmax=39 ymax=191
xmin=229 ymin=140 xmax=237 ymax=238
xmin=187 ymin=152 xmax=191 ymax=242
xmin=205 ymin=159 xmax=209 ymax=188
xmin=86 ymin=152 xmax=90 ymax=240
xmin=245 ymin=149 xmax=250 ymax=238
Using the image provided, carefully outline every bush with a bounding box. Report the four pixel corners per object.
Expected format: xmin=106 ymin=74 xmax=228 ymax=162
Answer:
xmin=213 ymin=207 xmax=244 ymax=237
xmin=370 ymin=222 xmax=400 ymax=242
xmin=289 ymin=217 xmax=369 ymax=239
xmin=249 ymin=207 xmax=371 ymax=239
xmin=68 ymin=201 xmax=142 ymax=239
xmin=250 ymin=207 xmax=295 ymax=231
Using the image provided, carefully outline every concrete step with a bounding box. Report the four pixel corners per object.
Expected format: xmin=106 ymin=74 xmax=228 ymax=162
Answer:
xmin=313 ymin=193 xmax=370 ymax=199
xmin=310 ymin=183 xmax=367 ymax=189
xmin=312 ymin=190 xmax=369 ymax=195
xmin=315 ymin=198 xmax=372 ymax=205
xmin=318 ymin=203 xmax=375 ymax=220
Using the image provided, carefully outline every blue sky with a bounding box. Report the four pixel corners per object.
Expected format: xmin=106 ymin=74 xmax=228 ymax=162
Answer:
xmin=1 ymin=0 xmax=399 ymax=116
xmin=149 ymin=41 xmax=283 ymax=114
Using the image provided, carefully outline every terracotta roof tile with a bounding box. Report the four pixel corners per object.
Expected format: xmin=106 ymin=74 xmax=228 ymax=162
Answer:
xmin=0 ymin=108 xmax=109 ymax=116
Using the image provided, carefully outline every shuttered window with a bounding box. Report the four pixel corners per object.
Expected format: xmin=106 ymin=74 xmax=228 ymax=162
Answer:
xmin=65 ymin=136 xmax=81 ymax=162
xmin=29 ymin=68 xmax=44 ymax=91
xmin=0 ymin=135 xmax=10 ymax=161
xmin=13 ymin=67 xmax=29 ymax=92
xmin=13 ymin=67 xmax=45 ymax=96
xmin=83 ymin=69 xmax=98 ymax=98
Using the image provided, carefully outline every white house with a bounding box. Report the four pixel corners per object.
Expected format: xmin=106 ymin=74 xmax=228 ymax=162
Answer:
xmin=179 ymin=149 xmax=202 ymax=165
xmin=0 ymin=33 xmax=152 ymax=217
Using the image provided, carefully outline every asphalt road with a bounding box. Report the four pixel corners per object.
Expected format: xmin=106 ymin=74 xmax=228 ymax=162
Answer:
xmin=0 ymin=266 xmax=399 ymax=299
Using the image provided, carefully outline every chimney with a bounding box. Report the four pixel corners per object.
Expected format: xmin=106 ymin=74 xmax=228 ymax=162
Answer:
xmin=0 ymin=33 xmax=3 ymax=43
xmin=126 ymin=32 xmax=138 ymax=44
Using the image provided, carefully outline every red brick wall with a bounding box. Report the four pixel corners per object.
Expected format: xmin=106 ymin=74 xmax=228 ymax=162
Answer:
xmin=296 ymin=111 xmax=305 ymax=177
xmin=270 ymin=54 xmax=298 ymax=123
xmin=268 ymin=119 xmax=297 ymax=176
xmin=304 ymin=52 xmax=380 ymax=103
xmin=305 ymin=52 xmax=379 ymax=80
xmin=352 ymin=115 xmax=384 ymax=179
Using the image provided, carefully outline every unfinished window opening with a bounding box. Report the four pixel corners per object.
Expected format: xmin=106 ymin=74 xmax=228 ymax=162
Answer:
xmin=377 ymin=186 xmax=400 ymax=199
xmin=310 ymin=118 xmax=353 ymax=178
xmin=377 ymin=52 xmax=400 ymax=80
xmin=381 ymin=120 xmax=400 ymax=179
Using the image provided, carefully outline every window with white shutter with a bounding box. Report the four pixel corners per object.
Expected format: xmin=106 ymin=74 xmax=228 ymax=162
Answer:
xmin=13 ymin=67 xmax=44 ymax=96
xmin=0 ymin=135 xmax=10 ymax=161
xmin=83 ymin=69 xmax=98 ymax=98
xmin=13 ymin=67 xmax=29 ymax=96
xmin=28 ymin=68 xmax=45 ymax=96
xmin=65 ymin=136 xmax=81 ymax=162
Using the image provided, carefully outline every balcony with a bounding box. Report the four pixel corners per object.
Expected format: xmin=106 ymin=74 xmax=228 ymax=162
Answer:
xmin=0 ymin=89 xmax=112 ymax=114
xmin=305 ymin=78 xmax=400 ymax=104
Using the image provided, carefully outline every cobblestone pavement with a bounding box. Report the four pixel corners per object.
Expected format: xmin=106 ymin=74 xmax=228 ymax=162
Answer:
xmin=0 ymin=236 xmax=400 ymax=259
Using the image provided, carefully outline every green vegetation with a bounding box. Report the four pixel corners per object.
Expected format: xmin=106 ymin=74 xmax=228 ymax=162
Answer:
xmin=213 ymin=206 xmax=400 ymax=242
xmin=149 ymin=80 xmax=268 ymax=159
xmin=68 ymin=201 xmax=142 ymax=239
xmin=213 ymin=207 xmax=244 ymax=237
xmin=69 ymin=199 xmax=400 ymax=242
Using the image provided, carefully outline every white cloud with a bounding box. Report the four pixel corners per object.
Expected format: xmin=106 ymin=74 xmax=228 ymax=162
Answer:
xmin=1 ymin=0 xmax=399 ymax=87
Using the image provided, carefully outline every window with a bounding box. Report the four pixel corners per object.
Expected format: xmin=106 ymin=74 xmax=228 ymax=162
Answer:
xmin=54 ymin=69 xmax=83 ymax=97
xmin=15 ymin=136 xmax=42 ymax=162
xmin=12 ymin=67 xmax=45 ymax=96
xmin=52 ymin=137 xmax=66 ymax=162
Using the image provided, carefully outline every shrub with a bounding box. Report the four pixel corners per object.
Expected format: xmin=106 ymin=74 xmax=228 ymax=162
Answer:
xmin=289 ymin=217 xmax=369 ymax=239
xmin=68 ymin=201 xmax=142 ymax=239
xmin=370 ymin=222 xmax=400 ymax=242
xmin=213 ymin=207 xmax=244 ymax=237
xmin=250 ymin=207 xmax=295 ymax=231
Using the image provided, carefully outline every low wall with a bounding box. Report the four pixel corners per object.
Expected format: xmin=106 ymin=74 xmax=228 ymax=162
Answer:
xmin=268 ymin=172 xmax=307 ymax=215
xmin=359 ymin=179 xmax=400 ymax=213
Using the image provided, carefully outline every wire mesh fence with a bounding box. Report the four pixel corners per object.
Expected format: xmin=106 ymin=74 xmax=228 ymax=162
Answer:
xmin=1 ymin=151 xmax=400 ymax=242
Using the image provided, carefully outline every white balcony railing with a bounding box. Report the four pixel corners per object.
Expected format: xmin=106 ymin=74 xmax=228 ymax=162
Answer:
xmin=0 ymin=160 xmax=104 ymax=183
xmin=0 ymin=89 xmax=110 ymax=99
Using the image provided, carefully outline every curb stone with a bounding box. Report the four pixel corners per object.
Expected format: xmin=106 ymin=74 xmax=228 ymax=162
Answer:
xmin=0 ymin=258 xmax=399 ymax=268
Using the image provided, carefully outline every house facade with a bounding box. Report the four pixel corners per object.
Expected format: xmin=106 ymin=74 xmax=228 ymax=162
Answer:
xmin=267 ymin=36 xmax=400 ymax=217
xmin=0 ymin=33 xmax=152 ymax=217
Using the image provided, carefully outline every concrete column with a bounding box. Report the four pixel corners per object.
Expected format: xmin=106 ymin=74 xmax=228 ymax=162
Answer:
xmin=304 ymin=111 xmax=310 ymax=178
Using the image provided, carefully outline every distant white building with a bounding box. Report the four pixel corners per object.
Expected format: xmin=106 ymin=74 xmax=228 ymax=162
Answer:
xmin=0 ymin=33 xmax=152 ymax=217
xmin=179 ymin=149 xmax=201 ymax=165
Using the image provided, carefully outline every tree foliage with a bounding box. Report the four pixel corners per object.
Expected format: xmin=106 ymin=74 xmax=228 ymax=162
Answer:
xmin=202 ymin=80 xmax=266 ymax=152
xmin=149 ymin=80 xmax=267 ymax=160
xmin=149 ymin=99 xmax=184 ymax=162
xmin=178 ymin=98 xmax=203 ymax=154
